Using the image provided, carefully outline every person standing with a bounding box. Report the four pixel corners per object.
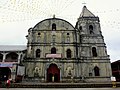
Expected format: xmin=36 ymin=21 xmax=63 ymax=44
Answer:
xmin=6 ymin=79 xmax=10 ymax=88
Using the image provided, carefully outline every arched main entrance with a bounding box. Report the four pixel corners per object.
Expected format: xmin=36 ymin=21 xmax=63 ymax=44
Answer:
xmin=47 ymin=64 xmax=60 ymax=82
xmin=0 ymin=67 xmax=11 ymax=81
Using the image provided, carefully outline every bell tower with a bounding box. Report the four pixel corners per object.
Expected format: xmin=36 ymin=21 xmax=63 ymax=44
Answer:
xmin=75 ymin=6 xmax=112 ymax=82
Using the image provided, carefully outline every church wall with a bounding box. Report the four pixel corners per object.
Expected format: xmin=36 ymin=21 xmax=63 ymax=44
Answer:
xmin=25 ymin=62 xmax=34 ymax=77
xmin=79 ymin=62 xmax=112 ymax=78
xmin=25 ymin=62 xmax=45 ymax=78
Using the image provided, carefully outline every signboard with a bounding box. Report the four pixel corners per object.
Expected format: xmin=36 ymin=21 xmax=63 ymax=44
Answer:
xmin=17 ymin=65 xmax=25 ymax=76
xmin=46 ymin=54 xmax=62 ymax=58
xmin=0 ymin=63 xmax=13 ymax=67
xmin=111 ymin=76 xmax=116 ymax=81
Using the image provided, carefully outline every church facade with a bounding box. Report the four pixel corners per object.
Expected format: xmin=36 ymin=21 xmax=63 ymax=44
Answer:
xmin=23 ymin=6 xmax=112 ymax=82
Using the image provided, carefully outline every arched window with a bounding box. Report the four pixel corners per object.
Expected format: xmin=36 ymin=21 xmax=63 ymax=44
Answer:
xmin=0 ymin=53 xmax=3 ymax=62
xmin=36 ymin=49 xmax=41 ymax=58
xmin=5 ymin=52 xmax=18 ymax=62
xmin=94 ymin=66 xmax=100 ymax=76
xmin=51 ymin=47 xmax=56 ymax=54
xmin=6 ymin=52 xmax=18 ymax=60
xmin=52 ymin=23 xmax=56 ymax=30
xmin=67 ymin=36 xmax=70 ymax=43
xmin=89 ymin=25 xmax=94 ymax=34
xmin=92 ymin=47 xmax=97 ymax=57
xmin=66 ymin=49 xmax=71 ymax=58
xmin=79 ymin=26 xmax=82 ymax=30
xmin=66 ymin=33 xmax=70 ymax=43
xmin=37 ymin=32 xmax=41 ymax=42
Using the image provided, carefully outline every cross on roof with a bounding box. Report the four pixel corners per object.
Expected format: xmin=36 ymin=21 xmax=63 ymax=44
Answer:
xmin=82 ymin=2 xmax=86 ymax=6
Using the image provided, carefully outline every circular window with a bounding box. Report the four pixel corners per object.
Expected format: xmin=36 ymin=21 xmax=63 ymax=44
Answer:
xmin=67 ymin=33 xmax=69 ymax=35
xmin=38 ymin=33 xmax=41 ymax=35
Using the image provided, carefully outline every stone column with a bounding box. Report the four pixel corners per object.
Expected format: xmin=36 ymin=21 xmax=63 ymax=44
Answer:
xmin=17 ymin=53 xmax=22 ymax=64
xmin=2 ymin=53 xmax=7 ymax=62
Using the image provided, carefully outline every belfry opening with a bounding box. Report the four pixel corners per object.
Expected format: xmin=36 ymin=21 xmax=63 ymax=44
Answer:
xmin=47 ymin=64 xmax=60 ymax=82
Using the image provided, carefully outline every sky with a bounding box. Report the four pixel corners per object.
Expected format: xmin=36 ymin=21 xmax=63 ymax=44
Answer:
xmin=0 ymin=0 xmax=120 ymax=62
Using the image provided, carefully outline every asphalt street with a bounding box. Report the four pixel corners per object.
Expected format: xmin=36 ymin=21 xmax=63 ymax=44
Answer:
xmin=0 ymin=88 xmax=119 ymax=90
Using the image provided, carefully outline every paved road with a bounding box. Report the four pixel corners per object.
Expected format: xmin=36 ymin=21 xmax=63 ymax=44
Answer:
xmin=0 ymin=88 xmax=119 ymax=90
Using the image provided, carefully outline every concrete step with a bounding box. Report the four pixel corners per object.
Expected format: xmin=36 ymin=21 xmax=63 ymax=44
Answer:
xmin=1 ymin=82 xmax=120 ymax=88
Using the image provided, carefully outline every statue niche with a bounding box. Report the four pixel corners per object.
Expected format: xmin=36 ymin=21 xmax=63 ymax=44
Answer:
xmin=66 ymin=67 xmax=72 ymax=78
xmin=33 ymin=67 xmax=40 ymax=78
